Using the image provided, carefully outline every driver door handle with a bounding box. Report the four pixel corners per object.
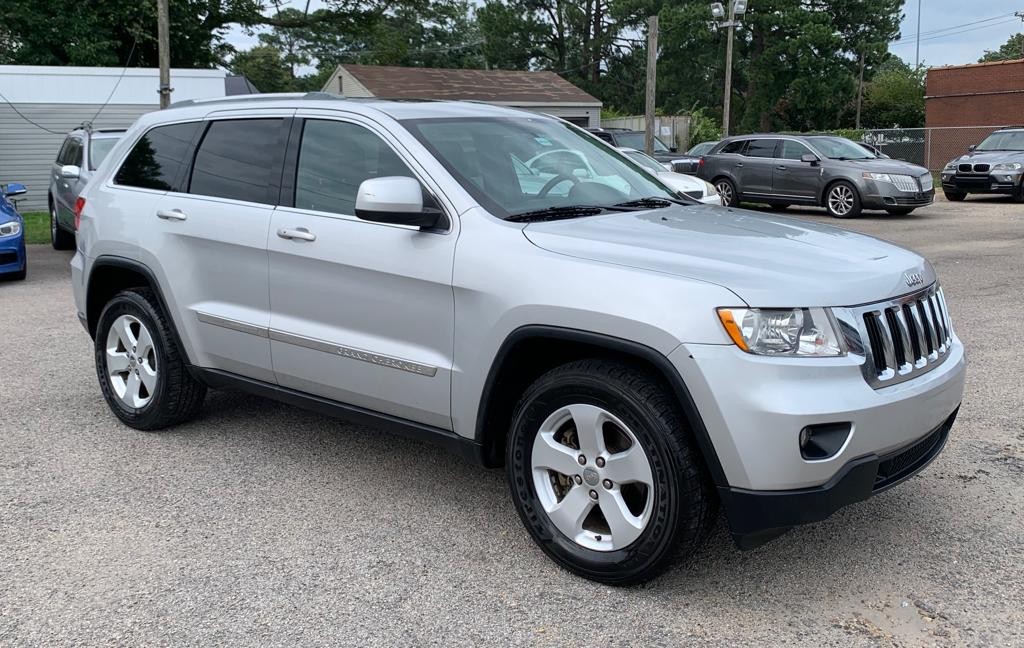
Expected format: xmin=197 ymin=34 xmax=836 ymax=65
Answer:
xmin=156 ymin=209 xmax=187 ymax=221
xmin=776 ymin=165 xmax=788 ymax=171
xmin=735 ymin=162 xmax=744 ymax=168
xmin=277 ymin=227 xmax=316 ymax=242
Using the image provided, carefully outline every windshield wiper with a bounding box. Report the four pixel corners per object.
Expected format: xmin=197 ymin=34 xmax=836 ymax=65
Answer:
xmin=507 ymin=205 xmax=617 ymax=222
xmin=614 ymin=196 xmax=685 ymax=209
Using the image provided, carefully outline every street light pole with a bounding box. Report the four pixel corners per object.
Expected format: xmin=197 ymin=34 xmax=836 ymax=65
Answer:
xmin=914 ymin=0 xmax=921 ymax=69
xmin=711 ymin=1 xmax=747 ymax=137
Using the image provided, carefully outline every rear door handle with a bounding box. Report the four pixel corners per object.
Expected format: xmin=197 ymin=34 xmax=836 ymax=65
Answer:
xmin=776 ymin=165 xmax=788 ymax=171
xmin=735 ymin=162 xmax=744 ymax=168
xmin=156 ymin=209 xmax=187 ymax=221
xmin=277 ymin=227 xmax=316 ymax=242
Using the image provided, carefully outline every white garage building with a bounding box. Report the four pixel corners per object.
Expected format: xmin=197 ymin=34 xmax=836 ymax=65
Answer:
xmin=0 ymin=66 xmax=239 ymax=211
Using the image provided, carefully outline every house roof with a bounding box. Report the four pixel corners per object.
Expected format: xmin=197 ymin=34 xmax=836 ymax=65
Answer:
xmin=338 ymin=64 xmax=600 ymax=105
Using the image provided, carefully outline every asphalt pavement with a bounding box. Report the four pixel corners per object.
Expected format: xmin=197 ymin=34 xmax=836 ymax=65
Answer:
xmin=1 ymin=196 xmax=1022 ymax=647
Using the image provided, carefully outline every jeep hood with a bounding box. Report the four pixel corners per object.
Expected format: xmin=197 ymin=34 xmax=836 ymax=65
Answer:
xmin=522 ymin=206 xmax=934 ymax=307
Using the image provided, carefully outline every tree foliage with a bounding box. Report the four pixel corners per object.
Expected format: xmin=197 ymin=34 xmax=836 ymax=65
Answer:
xmin=979 ymin=34 xmax=1024 ymax=63
xmin=861 ymin=58 xmax=925 ymax=128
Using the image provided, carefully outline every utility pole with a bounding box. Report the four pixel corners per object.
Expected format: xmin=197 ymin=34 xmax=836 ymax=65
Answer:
xmin=1017 ymin=11 xmax=1024 ymax=59
xmin=710 ymin=2 xmax=748 ymax=138
xmin=644 ymin=15 xmax=658 ymax=156
xmin=157 ymin=0 xmax=171 ymax=108
xmin=855 ymin=49 xmax=865 ymax=129
xmin=914 ymin=0 xmax=921 ymax=68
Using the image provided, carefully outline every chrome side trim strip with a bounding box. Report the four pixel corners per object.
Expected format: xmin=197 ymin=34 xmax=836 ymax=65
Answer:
xmin=195 ymin=312 xmax=438 ymax=377
xmin=196 ymin=311 xmax=270 ymax=338
xmin=268 ymin=329 xmax=439 ymax=377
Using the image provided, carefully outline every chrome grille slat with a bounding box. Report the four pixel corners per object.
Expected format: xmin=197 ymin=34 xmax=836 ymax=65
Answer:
xmin=838 ymin=283 xmax=954 ymax=389
xmin=890 ymin=174 xmax=919 ymax=192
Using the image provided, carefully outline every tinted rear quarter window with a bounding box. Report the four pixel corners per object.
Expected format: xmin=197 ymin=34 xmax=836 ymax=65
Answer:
xmin=189 ymin=119 xmax=283 ymax=203
xmin=115 ymin=122 xmax=203 ymax=191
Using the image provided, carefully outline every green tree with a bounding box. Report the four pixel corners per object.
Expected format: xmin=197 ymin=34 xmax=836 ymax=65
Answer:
xmin=230 ymin=44 xmax=293 ymax=92
xmin=979 ymin=34 xmax=1024 ymax=62
xmin=861 ymin=57 xmax=925 ymax=128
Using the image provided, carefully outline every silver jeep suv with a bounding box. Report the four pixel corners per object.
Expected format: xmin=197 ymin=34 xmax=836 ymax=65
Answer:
xmin=71 ymin=94 xmax=965 ymax=584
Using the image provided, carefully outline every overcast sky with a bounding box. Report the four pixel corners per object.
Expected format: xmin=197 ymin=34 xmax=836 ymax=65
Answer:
xmin=227 ymin=1 xmax=1024 ymax=69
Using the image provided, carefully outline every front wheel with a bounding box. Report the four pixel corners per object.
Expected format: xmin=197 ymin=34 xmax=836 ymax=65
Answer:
xmin=95 ymin=288 xmax=206 ymax=430
xmin=824 ymin=181 xmax=862 ymax=218
xmin=506 ymin=359 xmax=715 ymax=585
xmin=714 ymin=178 xmax=738 ymax=207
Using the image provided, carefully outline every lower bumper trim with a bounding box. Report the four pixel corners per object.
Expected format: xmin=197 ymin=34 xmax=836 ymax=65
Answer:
xmin=719 ymin=407 xmax=958 ymax=550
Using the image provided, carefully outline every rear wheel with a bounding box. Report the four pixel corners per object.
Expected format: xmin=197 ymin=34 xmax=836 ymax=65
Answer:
xmin=50 ymin=200 xmax=75 ymax=250
xmin=943 ymin=190 xmax=966 ymax=202
xmin=885 ymin=207 xmax=915 ymax=215
xmin=714 ymin=178 xmax=738 ymax=207
xmin=824 ymin=181 xmax=861 ymax=218
xmin=95 ymin=288 xmax=206 ymax=430
xmin=506 ymin=359 xmax=716 ymax=585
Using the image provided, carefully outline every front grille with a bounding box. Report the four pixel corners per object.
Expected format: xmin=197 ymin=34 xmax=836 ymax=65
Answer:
xmin=958 ymin=163 xmax=972 ymax=173
xmin=874 ymin=419 xmax=950 ymax=491
xmin=839 ymin=284 xmax=953 ymax=389
xmin=0 ymin=251 xmax=18 ymax=265
xmin=683 ymin=190 xmax=703 ymax=200
xmin=893 ymin=196 xmax=932 ymax=205
xmin=958 ymin=162 xmax=991 ymax=174
xmin=973 ymin=163 xmax=991 ymax=173
xmin=890 ymin=174 xmax=919 ymax=192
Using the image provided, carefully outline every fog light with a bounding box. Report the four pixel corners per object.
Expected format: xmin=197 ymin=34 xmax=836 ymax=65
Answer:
xmin=1003 ymin=175 xmax=1014 ymax=182
xmin=799 ymin=422 xmax=852 ymax=460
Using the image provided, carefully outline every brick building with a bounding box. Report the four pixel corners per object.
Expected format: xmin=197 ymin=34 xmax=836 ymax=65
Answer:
xmin=924 ymin=59 xmax=1024 ymax=168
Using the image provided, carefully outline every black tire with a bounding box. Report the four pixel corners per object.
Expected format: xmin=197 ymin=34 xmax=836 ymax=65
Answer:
xmin=714 ymin=178 xmax=738 ymax=207
xmin=95 ymin=287 xmax=206 ymax=430
xmin=506 ymin=359 xmax=716 ymax=585
xmin=885 ymin=207 xmax=915 ymax=215
xmin=943 ymin=190 xmax=966 ymax=202
xmin=824 ymin=181 xmax=862 ymax=218
xmin=50 ymin=200 xmax=75 ymax=250
xmin=768 ymin=203 xmax=791 ymax=211
xmin=1013 ymin=180 xmax=1024 ymax=203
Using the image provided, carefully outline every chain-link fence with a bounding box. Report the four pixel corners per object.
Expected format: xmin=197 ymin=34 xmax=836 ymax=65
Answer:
xmin=860 ymin=126 xmax=1007 ymax=171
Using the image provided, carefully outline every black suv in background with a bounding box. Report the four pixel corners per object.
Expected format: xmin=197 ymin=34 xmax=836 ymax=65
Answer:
xmin=941 ymin=127 xmax=1024 ymax=201
xmin=697 ymin=134 xmax=934 ymax=218
xmin=587 ymin=128 xmax=679 ymax=164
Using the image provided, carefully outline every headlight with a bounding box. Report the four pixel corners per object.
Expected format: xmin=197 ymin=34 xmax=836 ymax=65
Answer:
xmin=702 ymin=180 xmax=718 ymax=197
xmin=993 ymin=162 xmax=1023 ymax=172
xmin=863 ymin=172 xmax=894 ymax=183
xmin=943 ymin=161 xmax=957 ymax=171
xmin=0 ymin=221 xmax=21 ymax=237
xmin=717 ymin=307 xmax=845 ymax=357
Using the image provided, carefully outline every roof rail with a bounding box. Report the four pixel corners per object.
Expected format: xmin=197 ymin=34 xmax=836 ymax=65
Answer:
xmin=168 ymin=91 xmax=346 ymax=109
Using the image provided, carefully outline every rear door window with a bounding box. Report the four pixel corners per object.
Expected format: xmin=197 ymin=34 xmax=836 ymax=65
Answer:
xmin=188 ymin=119 xmax=283 ymax=203
xmin=115 ymin=121 xmax=203 ymax=191
xmin=745 ymin=139 xmax=778 ymax=158
xmin=719 ymin=140 xmax=746 ymax=154
xmin=779 ymin=140 xmax=813 ymax=160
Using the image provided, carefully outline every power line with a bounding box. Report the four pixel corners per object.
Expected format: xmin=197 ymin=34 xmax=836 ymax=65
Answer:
xmin=91 ymin=40 xmax=138 ymax=123
xmin=0 ymin=89 xmax=66 ymax=135
xmin=890 ymin=18 xmax=1018 ymax=47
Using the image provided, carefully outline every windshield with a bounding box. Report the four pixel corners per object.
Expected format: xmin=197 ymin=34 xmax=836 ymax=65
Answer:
xmin=687 ymin=141 xmax=715 ymax=156
xmin=402 ymin=117 xmax=679 ymax=219
xmin=625 ymin=151 xmax=667 ymax=174
xmin=89 ymin=136 xmax=120 ymax=170
xmin=611 ymin=132 xmax=669 ymax=152
xmin=976 ymin=131 xmax=1024 ymax=151
xmin=810 ymin=137 xmax=876 ymax=160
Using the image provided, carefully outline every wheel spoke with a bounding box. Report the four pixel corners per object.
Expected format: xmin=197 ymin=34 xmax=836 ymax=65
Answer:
xmin=106 ymin=350 xmax=130 ymax=373
xmin=117 ymin=317 xmax=138 ymax=350
xmin=135 ymin=325 xmax=154 ymax=358
xmin=567 ymin=404 xmax=606 ymax=459
xmin=139 ymin=364 xmax=157 ymax=394
xmin=532 ymin=432 xmax=581 ymax=477
xmin=546 ymin=485 xmax=593 ymax=538
xmin=602 ymin=446 xmax=653 ymax=486
xmin=600 ymin=491 xmax=645 ymax=546
xmin=124 ymin=372 xmax=142 ymax=407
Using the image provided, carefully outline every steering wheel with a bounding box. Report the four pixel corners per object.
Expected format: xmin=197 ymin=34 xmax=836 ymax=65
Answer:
xmin=538 ymin=173 xmax=580 ymax=197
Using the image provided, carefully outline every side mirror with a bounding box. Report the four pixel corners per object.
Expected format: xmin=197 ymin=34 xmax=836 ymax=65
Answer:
xmin=3 ymin=182 xmax=27 ymax=197
xmin=669 ymin=146 xmax=678 ymax=153
xmin=61 ymin=165 xmax=81 ymax=179
xmin=354 ymin=176 xmax=443 ymax=229
xmin=800 ymin=153 xmax=820 ymax=165
xmin=967 ymin=144 xmax=976 ymax=152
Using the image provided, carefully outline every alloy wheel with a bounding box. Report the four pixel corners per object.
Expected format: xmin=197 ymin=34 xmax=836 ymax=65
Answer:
xmin=715 ymin=181 xmax=734 ymax=206
xmin=828 ymin=185 xmax=855 ymax=216
xmin=531 ymin=404 xmax=654 ymax=552
xmin=105 ymin=314 xmax=158 ymax=408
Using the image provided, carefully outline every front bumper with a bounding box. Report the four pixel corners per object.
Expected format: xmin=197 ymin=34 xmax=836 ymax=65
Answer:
xmin=941 ymin=172 xmax=1021 ymax=195
xmin=861 ymin=181 xmax=934 ymax=210
xmin=0 ymin=235 xmax=26 ymax=274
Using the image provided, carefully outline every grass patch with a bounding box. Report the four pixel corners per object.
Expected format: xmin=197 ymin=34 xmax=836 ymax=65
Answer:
xmin=20 ymin=211 xmax=49 ymax=245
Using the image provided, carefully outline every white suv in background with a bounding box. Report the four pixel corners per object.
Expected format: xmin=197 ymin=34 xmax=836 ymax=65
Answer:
xmin=71 ymin=94 xmax=965 ymax=584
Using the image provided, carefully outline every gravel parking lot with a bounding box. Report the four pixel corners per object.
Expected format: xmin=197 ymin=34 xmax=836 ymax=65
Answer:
xmin=1 ymin=196 xmax=1022 ymax=647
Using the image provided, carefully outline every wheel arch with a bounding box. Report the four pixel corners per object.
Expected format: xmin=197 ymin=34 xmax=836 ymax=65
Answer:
xmin=819 ymin=177 xmax=860 ymax=206
xmin=85 ymin=257 xmax=191 ymax=366
xmin=473 ymin=325 xmax=728 ymax=487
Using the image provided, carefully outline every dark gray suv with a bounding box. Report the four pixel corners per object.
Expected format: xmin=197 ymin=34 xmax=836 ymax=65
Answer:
xmin=698 ymin=135 xmax=934 ymax=218
xmin=941 ymin=128 xmax=1024 ymax=202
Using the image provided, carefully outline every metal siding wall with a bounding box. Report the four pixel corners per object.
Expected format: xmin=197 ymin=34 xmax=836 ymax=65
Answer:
xmin=0 ymin=103 xmax=152 ymax=211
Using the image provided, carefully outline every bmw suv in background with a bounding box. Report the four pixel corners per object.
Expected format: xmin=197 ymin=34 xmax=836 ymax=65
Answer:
xmin=699 ymin=135 xmax=934 ymax=217
xmin=941 ymin=127 xmax=1024 ymax=202
xmin=49 ymin=127 xmax=124 ymax=250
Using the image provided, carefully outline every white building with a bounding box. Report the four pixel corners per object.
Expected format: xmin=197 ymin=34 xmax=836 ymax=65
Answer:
xmin=0 ymin=66 xmax=241 ymax=211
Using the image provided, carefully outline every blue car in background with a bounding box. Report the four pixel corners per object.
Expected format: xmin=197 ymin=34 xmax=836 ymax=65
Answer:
xmin=0 ymin=182 xmax=28 ymax=281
